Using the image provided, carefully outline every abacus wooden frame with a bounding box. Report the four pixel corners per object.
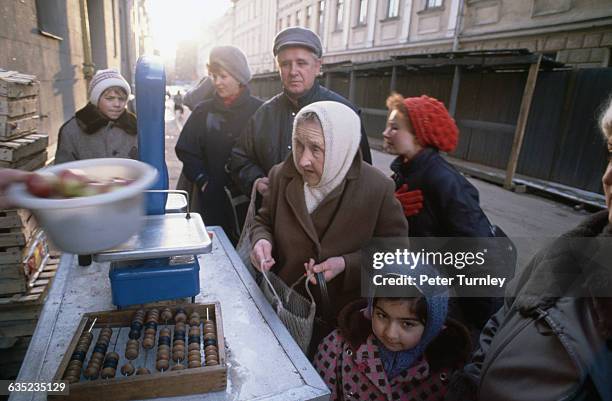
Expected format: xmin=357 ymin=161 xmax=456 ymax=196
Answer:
xmin=50 ymin=302 xmax=226 ymax=401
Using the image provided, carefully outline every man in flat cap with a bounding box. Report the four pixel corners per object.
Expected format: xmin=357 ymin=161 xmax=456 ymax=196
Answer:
xmin=229 ymin=27 xmax=372 ymax=199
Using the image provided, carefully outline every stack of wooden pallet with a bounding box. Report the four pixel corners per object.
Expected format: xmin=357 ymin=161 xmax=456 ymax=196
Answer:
xmin=0 ymin=70 xmax=55 ymax=379
xmin=0 ymin=70 xmax=48 ymax=171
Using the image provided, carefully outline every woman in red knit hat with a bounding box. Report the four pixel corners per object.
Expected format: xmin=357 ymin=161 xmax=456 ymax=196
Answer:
xmin=382 ymin=93 xmax=492 ymax=237
xmin=382 ymin=93 xmax=502 ymax=337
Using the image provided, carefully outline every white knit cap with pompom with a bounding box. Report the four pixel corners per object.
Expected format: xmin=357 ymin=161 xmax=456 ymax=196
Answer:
xmin=88 ymin=69 xmax=131 ymax=106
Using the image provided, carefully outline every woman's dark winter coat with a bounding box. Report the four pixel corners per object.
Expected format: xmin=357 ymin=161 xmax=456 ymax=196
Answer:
xmin=391 ymin=147 xmax=504 ymax=336
xmin=390 ymin=147 xmax=492 ymax=237
xmin=175 ymin=89 xmax=262 ymax=236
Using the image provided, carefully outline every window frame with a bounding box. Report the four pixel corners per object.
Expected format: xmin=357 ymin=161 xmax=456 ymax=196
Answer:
xmin=424 ymin=0 xmax=443 ymax=9
xmin=335 ymin=0 xmax=344 ymax=31
xmin=386 ymin=0 xmax=400 ymax=19
xmin=356 ymin=0 xmax=368 ymax=26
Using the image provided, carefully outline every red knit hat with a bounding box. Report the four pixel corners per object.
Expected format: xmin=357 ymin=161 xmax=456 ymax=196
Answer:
xmin=403 ymin=95 xmax=458 ymax=153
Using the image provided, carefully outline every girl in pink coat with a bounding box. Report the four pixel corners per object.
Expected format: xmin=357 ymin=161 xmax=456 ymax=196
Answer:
xmin=313 ymin=266 xmax=471 ymax=401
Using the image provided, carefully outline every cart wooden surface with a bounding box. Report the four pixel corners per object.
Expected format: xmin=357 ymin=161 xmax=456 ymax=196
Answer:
xmin=11 ymin=226 xmax=330 ymax=401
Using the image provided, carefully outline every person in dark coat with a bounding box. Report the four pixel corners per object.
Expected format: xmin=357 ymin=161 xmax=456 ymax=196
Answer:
xmin=175 ymin=46 xmax=262 ymax=240
xmin=382 ymin=93 xmax=502 ymax=338
xmin=383 ymin=94 xmax=492 ymax=237
xmin=446 ymin=97 xmax=612 ymax=401
xmin=229 ymin=27 xmax=372 ymax=199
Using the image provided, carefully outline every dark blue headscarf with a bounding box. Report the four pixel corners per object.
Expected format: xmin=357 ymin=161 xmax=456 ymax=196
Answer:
xmin=366 ymin=263 xmax=449 ymax=380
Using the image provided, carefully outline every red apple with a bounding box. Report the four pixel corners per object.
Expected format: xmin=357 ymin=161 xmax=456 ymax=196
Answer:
xmin=26 ymin=172 xmax=59 ymax=198
xmin=57 ymin=169 xmax=90 ymax=197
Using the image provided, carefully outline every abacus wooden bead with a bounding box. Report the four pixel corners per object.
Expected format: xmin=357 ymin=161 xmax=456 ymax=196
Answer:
xmin=172 ymin=350 xmax=185 ymax=361
xmin=188 ymin=349 xmax=201 ymax=357
xmin=171 ymin=364 xmax=185 ymax=371
xmin=121 ymin=363 xmax=135 ymax=376
xmin=143 ymin=337 xmax=155 ymax=349
xmin=188 ymin=360 xmax=201 ymax=368
xmin=174 ymin=312 xmax=187 ymax=323
xmin=101 ymin=367 xmax=115 ymax=379
xmin=173 ymin=340 xmax=185 ymax=347
xmin=205 ymin=345 xmax=218 ymax=353
xmin=156 ymin=359 xmax=169 ymax=371
xmin=161 ymin=308 xmax=173 ymax=322
xmin=126 ymin=348 xmax=138 ymax=360
xmin=136 ymin=367 xmax=150 ymax=375
xmin=206 ymin=358 xmax=219 ymax=366
xmin=84 ymin=367 xmax=99 ymax=379
xmin=205 ymin=349 xmax=218 ymax=358
xmin=204 ymin=332 xmax=216 ymax=340
xmin=188 ymin=342 xmax=200 ymax=352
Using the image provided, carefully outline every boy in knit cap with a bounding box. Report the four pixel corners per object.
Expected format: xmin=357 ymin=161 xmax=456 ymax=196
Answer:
xmin=55 ymin=69 xmax=137 ymax=164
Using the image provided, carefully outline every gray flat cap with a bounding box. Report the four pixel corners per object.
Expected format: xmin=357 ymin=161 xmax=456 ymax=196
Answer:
xmin=273 ymin=27 xmax=322 ymax=58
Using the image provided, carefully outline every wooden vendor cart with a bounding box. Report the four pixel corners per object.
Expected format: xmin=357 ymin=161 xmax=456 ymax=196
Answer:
xmin=10 ymin=226 xmax=331 ymax=401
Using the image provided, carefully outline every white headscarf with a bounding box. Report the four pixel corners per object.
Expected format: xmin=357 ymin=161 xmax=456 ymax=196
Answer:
xmin=292 ymin=101 xmax=361 ymax=214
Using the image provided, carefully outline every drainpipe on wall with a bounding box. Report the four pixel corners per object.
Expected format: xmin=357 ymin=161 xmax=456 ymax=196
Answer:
xmin=79 ymin=0 xmax=95 ymax=85
xmin=448 ymin=0 xmax=465 ymax=117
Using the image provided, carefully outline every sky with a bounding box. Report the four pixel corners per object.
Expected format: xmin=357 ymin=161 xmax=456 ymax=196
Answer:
xmin=146 ymin=0 xmax=232 ymax=59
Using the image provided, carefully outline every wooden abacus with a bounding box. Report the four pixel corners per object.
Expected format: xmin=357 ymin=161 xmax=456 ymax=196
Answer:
xmin=52 ymin=303 xmax=226 ymax=401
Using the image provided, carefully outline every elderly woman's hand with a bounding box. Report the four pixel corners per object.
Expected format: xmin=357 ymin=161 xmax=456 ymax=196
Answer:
xmin=304 ymin=257 xmax=346 ymax=284
xmin=250 ymin=239 xmax=275 ymax=272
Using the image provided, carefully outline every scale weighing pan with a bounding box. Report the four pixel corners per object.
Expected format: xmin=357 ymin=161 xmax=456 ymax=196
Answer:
xmin=93 ymin=213 xmax=211 ymax=263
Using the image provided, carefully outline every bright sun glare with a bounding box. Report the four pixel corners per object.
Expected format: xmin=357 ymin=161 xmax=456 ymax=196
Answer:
xmin=146 ymin=0 xmax=231 ymax=59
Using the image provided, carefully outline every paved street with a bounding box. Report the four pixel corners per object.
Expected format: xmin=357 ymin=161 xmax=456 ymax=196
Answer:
xmin=165 ymin=100 xmax=589 ymax=267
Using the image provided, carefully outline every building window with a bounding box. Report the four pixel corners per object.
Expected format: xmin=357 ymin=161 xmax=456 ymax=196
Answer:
xmin=425 ymin=0 xmax=442 ymax=9
xmin=387 ymin=0 xmax=400 ymax=18
xmin=287 ymin=15 xmax=291 ymax=27
xmin=35 ymin=0 xmax=65 ymax=39
xmin=318 ymin=1 xmax=325 ymax=36
xmin=296 ymin=9 xmax=301 ymax=26
xmin=306 ymin=5 xmax=312 ymax=28
xmin=357 ymin=0 xmax=368 ymax=25
xmin=335 ymin=0 xmax=344 ymax=30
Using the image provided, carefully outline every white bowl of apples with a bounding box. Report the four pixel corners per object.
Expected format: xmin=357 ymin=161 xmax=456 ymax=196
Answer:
xmin=8 ymin=158 xmax=158 ymax=254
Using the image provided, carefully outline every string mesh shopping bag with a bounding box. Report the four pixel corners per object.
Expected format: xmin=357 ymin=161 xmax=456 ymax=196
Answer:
xmin=260 ymin=269 xmax=316 ymax=353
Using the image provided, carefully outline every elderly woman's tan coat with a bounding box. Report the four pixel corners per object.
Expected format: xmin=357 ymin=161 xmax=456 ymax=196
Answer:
xmin=250 ymin=154 xmax=408 ymax=319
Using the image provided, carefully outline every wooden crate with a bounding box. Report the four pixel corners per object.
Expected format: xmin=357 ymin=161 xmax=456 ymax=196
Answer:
xmin=0 ymin=71 xmax=39 ymax=99
xmin=0 ymin=253 xmax=59 ymax=308
xmin=0 ymin=336 xmax=31 ymax=379
xmin=0 ymin=150 xmax=47 ymax=171
xmin=0 ymin=133 xmax=48 ymax=162
xmin=52 ymin=303 xmax=227 ymax=401
xmin=0 ymin=114 xmax=39 ymax=141
xmin=0 ymin=97 xmax=38 ymax=118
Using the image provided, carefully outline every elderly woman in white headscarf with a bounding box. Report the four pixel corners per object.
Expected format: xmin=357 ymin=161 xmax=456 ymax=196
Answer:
xmin=249 ymin=101 xmax=408 ymax=349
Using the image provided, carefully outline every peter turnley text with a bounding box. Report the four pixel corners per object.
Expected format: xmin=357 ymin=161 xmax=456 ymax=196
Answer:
xmin=372 ymin=274 xmax=507 ymax=288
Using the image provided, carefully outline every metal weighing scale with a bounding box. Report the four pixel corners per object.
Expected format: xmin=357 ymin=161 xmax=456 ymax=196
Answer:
xmin=92 ymin=56 xmax=211 ymax=308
